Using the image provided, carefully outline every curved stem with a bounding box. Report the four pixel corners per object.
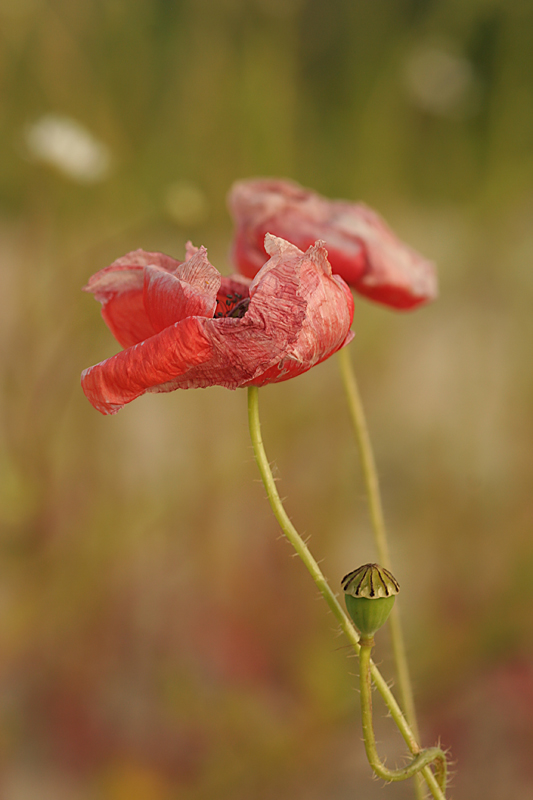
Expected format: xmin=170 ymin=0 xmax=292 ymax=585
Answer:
xmin=337 ymin=347 xmax=419 ymax=738
xmin=247 ymin=386 xmax=446 ymax=800
xmin=360 ymin=641 xmax=447 ymax=791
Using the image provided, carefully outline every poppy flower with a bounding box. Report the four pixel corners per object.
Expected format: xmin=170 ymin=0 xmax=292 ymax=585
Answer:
xmin=81 ymin=235 xmax=354 ymax=415
xmin=228 ymin=178 xmax=437 ymax=310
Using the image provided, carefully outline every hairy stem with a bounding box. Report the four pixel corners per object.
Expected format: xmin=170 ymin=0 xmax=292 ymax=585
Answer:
xmin=359 ymin=640 xmax=447 ymax=792
xmin=337 ymin=347 xmax=419 ymax=721
xmin=247 ymin=386 xmax=446 ymax=800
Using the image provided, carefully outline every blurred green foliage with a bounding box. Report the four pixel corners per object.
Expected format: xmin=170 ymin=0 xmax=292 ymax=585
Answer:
xmin=1 ymin=0 xmax=533 ymax=798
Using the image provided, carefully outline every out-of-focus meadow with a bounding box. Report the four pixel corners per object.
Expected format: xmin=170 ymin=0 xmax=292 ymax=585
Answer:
xmin=1 ymin=1 xmax=533 ymax=797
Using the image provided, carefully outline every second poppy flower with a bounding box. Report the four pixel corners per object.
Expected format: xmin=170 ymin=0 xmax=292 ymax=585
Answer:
xmin=228 ymin=178 xmax=437 ymax=311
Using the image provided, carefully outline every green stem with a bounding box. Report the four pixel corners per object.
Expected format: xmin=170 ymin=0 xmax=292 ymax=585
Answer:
xmin=337 ymin=348 xmax=390 ymax=565
xmin=337 ymin=347 xmax=419 ymax=736
xmin=359 ymin=641 xmax=447 ymax=791
xmin=247 ymin=386 xmax=446 ymax=800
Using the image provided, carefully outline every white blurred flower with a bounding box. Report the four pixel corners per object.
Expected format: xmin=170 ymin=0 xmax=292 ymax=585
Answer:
xmin=24 ymin=114 xmax=111 ymax=183
xmin=404 ymin=44 xmax=479 ymax=117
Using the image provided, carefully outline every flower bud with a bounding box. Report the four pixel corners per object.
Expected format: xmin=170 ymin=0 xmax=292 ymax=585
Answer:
xmin=342 ymin=564 xmax=400 ymax=639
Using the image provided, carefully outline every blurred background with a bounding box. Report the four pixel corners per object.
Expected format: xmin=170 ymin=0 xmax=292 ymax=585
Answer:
xmin=1 ymin=0 xmax=533 ymax=798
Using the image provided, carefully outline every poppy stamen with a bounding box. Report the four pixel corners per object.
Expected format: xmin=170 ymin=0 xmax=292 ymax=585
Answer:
xmin=228 ymin=297 xmax=250 ymax=318
xmin=214 ymin=291 xmax=251 ymax=318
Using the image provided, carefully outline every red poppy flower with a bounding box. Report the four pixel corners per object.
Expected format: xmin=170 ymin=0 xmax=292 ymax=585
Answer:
xmin=81 ymin=235 xmax=354 ymax=415
xmin=228 ymin=178 xmax=437 ymax=310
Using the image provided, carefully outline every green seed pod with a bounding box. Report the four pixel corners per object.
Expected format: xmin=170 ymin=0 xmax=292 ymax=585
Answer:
xmin=342 ymin=563 xmax=400 ymax=639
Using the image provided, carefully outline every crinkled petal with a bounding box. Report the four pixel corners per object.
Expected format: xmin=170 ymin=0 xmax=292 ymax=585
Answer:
xmin=81 ymin=317 xmax=214 ymax=414
xmin=218 ymin=274 xmax=251 ymax=297
xmin=82 ymin=236 xmax=355 ymax=414
xmin=228 ymin=178 xmax=437 ymax=310
xmin=334 ymin=204 xmax=437 ymax=308
xmin=84 ymin=249 xmax=184 ymax=348
xmin=147 ymin=239 xmax=311 ymax=395
xmin=143 ymin=248 xmax=221 ymax=332
xmin=244 ymin=236 xmax=354 ymax=384
xmin=85 ymin=249 xmax=181 ymax=298
xmin=101 ymin=290 xmax=157 ymax=349
xmin=177 ymin=245 xmax=221 ymax=294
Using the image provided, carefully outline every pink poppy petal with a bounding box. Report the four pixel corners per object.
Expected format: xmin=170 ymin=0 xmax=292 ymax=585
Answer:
xmin=85 ymin=249 xmax=185 ymax=347
xmin=101 ymin=290 xmax=157 ymax=349
xmin=139 ymin=240 xmax=311 ymax=394
xmin=143 ymin=248 xmax=221 ymax=332
xmin=218 ymin=275 xmax=251 ymax=298
xmin=108 ymin=248 xmax=182 ymax=273
xmin=228 ymin=179 xmax=437 ymax=310
xmin=81 ymin=316 xmax=214 ymax=414
xmin=84 ymin=264 xmax=144 ymax=298
xmin=245 ymin=237 xmax=354 ymax=383
xmin=82 ymin=235 xmax=356 ymax=414
xmin=85 ymin=249 xmax=181 ymax=298
xmin=176 ymin=246 xmax=222 ymax=294
xmin=332 ymin=203 xmax=437 ymax=308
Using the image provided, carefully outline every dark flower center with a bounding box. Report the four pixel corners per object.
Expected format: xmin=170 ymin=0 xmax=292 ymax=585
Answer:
xmin=214 ymin=292 xmax=250 ymax=319
xmin=227 ymin=297 xmax=251 ymax=318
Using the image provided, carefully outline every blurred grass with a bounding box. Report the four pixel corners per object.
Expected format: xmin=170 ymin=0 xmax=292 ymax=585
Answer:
xmin=1 ymin=0 xmax=533 ymax=798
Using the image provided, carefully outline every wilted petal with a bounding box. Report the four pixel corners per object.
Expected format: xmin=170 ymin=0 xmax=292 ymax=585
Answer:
xmin=101 ymin=291 xmax=157 ymax=349
xmin=143 ymin=248 xmax=221 ymax=332
xmin=85 ymin=249 xmax=184 ymax=347
xmin=178 ymin=246 xmax=221 ymax=294
xmin=228 ymin=178 xmax=437 ymax=311
xmin=86 ymin=249 xmax=181 ymax=298
xmin=81 ymin=316 xmax=214 ymax=414
xmin=332 ymin=204 xmax=437 ymax=309
xmin=109 ymin=249 xmax=182 ymax=274
xmin=82 ymin=237 xmax=354 ymax=414
xmin=245 ymin=236 xmax=354 ymax=384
